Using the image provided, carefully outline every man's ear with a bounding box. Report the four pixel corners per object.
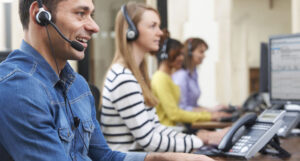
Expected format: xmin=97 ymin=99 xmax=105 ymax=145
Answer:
xmin=28 ymin=1 xmax=40 ymax=26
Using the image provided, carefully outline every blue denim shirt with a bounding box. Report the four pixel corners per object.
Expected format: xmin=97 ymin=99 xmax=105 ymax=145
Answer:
xmin=0 ymin=40 xmax=146 ymax=161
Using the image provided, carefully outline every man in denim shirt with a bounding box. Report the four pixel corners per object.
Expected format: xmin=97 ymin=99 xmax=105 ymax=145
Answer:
xmin=0 ymin=0 xmax=214 ymax=161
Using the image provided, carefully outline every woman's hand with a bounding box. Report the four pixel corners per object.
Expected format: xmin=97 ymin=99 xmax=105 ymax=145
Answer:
xmin=211 ymin=112 xmax=232 ymax=121
xmin=196 ymin=127 xmax=230 ymax=145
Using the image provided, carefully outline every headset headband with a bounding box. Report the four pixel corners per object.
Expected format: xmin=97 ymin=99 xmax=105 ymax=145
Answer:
xmin=121 ymin=4 xmax=139 ymax=41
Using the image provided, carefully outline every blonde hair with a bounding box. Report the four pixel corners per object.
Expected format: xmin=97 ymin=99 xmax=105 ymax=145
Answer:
xmin=112 ymin=2 xmax=159 ymax=107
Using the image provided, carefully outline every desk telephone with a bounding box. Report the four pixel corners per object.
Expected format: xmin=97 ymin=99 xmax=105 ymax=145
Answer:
xmin=218 ymin=92 xmax=269 ymax=123
xmin=238 ymin=93 xmax=300 ymax=137
xmin=218 ymin=110 xmax=288 ymax=159
xmin=275 ymin=104 xmax=300 ymax=137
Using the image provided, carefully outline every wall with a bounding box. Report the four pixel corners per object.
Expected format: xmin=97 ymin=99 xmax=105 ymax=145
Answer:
xmin=11 ymin=1 xmax=23 ymax=50
xmin=225 ymin=0 xmax=291 ymax=105
xmin=0 ymin=1 xmax=23 ymax=51
xmin=93 ymin=0 xmax=145 ymax=89
xmin=214 ymin=0 xmax=233 ymax=105
xmin=167 ymin=0 xmax=292 ymax=106
xmin=292 ymin=0 xmax=300 ymax=33
xmin=0 ymin=4 xmax=5 ymax=50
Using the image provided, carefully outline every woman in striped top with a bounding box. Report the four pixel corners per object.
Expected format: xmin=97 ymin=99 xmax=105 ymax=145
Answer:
xmin=100 ymin=2 xmax=224 ymax=157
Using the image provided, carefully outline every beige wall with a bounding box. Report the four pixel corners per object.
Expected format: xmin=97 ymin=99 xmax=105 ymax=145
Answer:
xmin=167 ymin=0 xmax=292 ymax=106
xmin=0 ymin=1 xmax=23 ymax=51
xmin=0 ymin=4 xmax=5 ymax=51
xmin=292 ymin=0 xmax=300 ymax=33
xmin=225 ymin=0 xmax=291 ymax=105
xmin=11 ymin=1 xmax=23 ymax=50
xmin=93 ymin=0 xmax=145 ymax=89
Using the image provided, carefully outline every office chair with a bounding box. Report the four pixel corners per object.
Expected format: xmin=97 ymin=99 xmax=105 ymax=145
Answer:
xmin=0 ymin=51 xmax=10 ymax=63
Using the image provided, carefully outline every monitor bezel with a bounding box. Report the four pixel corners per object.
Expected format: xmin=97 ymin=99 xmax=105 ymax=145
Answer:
xmin=268 ymin=33 xmax=300 ymax=105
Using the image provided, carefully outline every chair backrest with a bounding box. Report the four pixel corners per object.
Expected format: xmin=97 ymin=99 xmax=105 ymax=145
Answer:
xmin=0 ymin=51 xmax=10 ymax=63
xmin=88 ymin=84 xmax=101 ymax=121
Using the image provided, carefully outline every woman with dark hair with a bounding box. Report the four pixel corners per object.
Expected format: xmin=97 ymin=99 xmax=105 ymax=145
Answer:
xmin=151 ymin=37 xmax=230 ymax=127
xmin=172 ymin=38 xmax=228 ymax=112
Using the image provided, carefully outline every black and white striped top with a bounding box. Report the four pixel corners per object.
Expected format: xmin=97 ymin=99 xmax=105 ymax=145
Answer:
xmin=100 ymin=64 xmax=203 ymax=152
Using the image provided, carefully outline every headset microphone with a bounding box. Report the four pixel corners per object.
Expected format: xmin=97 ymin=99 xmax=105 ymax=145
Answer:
xmin=48 ymin=21 xmax=84 ymax=52
xmin=36 ymin=0 xmax=84 ymax=52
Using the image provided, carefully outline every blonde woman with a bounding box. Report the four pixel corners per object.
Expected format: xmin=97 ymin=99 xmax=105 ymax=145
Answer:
xmin=100 ymin=2 xmax=216 ymax=160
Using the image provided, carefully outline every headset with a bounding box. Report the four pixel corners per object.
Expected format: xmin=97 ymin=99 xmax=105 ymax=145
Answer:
xmin=35 ymin=0 xmax=51 ymax=26
xmin=187 ymin=38 xmax=193 ymax=57
xmin=121 ymin=4 xmax=139 ymax=41
xmin=35 ymin=0 xmax=84 ymax=51
xmin=158 ymin=38 xmax=169 ymax=61
xmin=35 ymin=0 xmax=88 ymax=151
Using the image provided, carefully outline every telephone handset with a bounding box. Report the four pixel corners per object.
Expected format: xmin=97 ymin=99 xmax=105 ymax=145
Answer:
xmin=218 ymin=113 xmax=257 ymax=151
xmin=218 ymin=110 xmax=286 ymax=159
xmin=218 ymin=92 xmax=268 ymax=123
xmin=242 ymin=92 xmax=268 ymax=113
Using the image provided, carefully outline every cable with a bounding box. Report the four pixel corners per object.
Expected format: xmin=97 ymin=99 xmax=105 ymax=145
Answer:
xmin=45 ymin=26 xmax=60 ymax=74
xmin=63 ymin=91 xmax=89 ymax=151
xmin=45 ymin=26 xmax=89 ymax=152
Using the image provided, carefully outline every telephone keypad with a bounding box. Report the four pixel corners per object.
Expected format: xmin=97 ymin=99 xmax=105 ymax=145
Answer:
xmin=230 ymin=123 xmax=273 ymax=154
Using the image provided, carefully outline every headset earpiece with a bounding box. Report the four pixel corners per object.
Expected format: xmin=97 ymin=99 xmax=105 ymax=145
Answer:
xmin=159 ymin=39 xmax=169 ymax=61
xmin=121 ymin=4 xmax=139 ymax=41
xmin=188 ymin=39 xmax=193 ymax=57
xmin=35 ymin=0 xmax=51 ymax=26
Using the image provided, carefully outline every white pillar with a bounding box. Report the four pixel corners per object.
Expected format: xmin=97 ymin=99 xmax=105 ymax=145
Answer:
xmin=0 ymin=4 xmax=5 ymax=50
xmin=292 ymin=0 xmax=300 ymax=33
xmin=214 ymin=0 xmax=233 ymax=105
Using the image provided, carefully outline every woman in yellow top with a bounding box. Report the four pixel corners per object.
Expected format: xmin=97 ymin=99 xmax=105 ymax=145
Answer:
xmin=151 ymin=37 xmax=230 ymax=126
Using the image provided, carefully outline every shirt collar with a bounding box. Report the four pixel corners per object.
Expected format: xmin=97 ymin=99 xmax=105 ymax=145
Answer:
xmin=19 ymin=40 xmax=76 ymax=89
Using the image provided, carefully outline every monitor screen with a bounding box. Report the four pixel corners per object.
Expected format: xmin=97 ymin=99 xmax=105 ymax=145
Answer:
xmin=0 ymin=51 xmax=10 ymax=63
xmin=269 ymin=34 xmax=300 ymax=105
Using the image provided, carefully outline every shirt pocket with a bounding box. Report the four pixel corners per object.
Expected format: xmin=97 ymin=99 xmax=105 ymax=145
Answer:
xmin=81 ymin=120 xmax=95 ymax=154
xmin=58 ymin=127 xmax=74 ymax=154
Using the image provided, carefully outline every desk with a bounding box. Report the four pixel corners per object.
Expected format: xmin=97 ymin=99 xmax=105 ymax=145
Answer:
xmin=191 ymin=121 xmax=232 ymax=129
xmin=212 ymin=136 xmax=300 ymax=161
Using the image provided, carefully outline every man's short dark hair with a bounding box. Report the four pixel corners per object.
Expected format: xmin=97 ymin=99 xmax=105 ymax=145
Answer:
xmin=19 ymin=0 xmax=63 ymax=30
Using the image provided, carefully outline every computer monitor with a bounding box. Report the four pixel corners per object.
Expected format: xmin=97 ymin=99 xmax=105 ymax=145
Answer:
xmin=0 ymin=51 xmax=10 ymax=63
xmin=269 ymin=33 xmax=300 ymax=105
xmin=259 ymin=42 xmax=269 ymax=93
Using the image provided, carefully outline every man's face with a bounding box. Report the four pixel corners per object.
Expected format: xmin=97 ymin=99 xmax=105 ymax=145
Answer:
xmin=49 ymin=0 xmax=99 ymax=61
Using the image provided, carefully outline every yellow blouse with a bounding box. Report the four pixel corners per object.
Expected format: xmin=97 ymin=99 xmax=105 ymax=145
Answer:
xmin=151 ymin=71 xmax=211 ymax=126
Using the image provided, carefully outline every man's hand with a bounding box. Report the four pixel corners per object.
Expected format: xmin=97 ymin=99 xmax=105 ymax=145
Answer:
xmin=145 ymin=152 xmax=215 ymax=161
